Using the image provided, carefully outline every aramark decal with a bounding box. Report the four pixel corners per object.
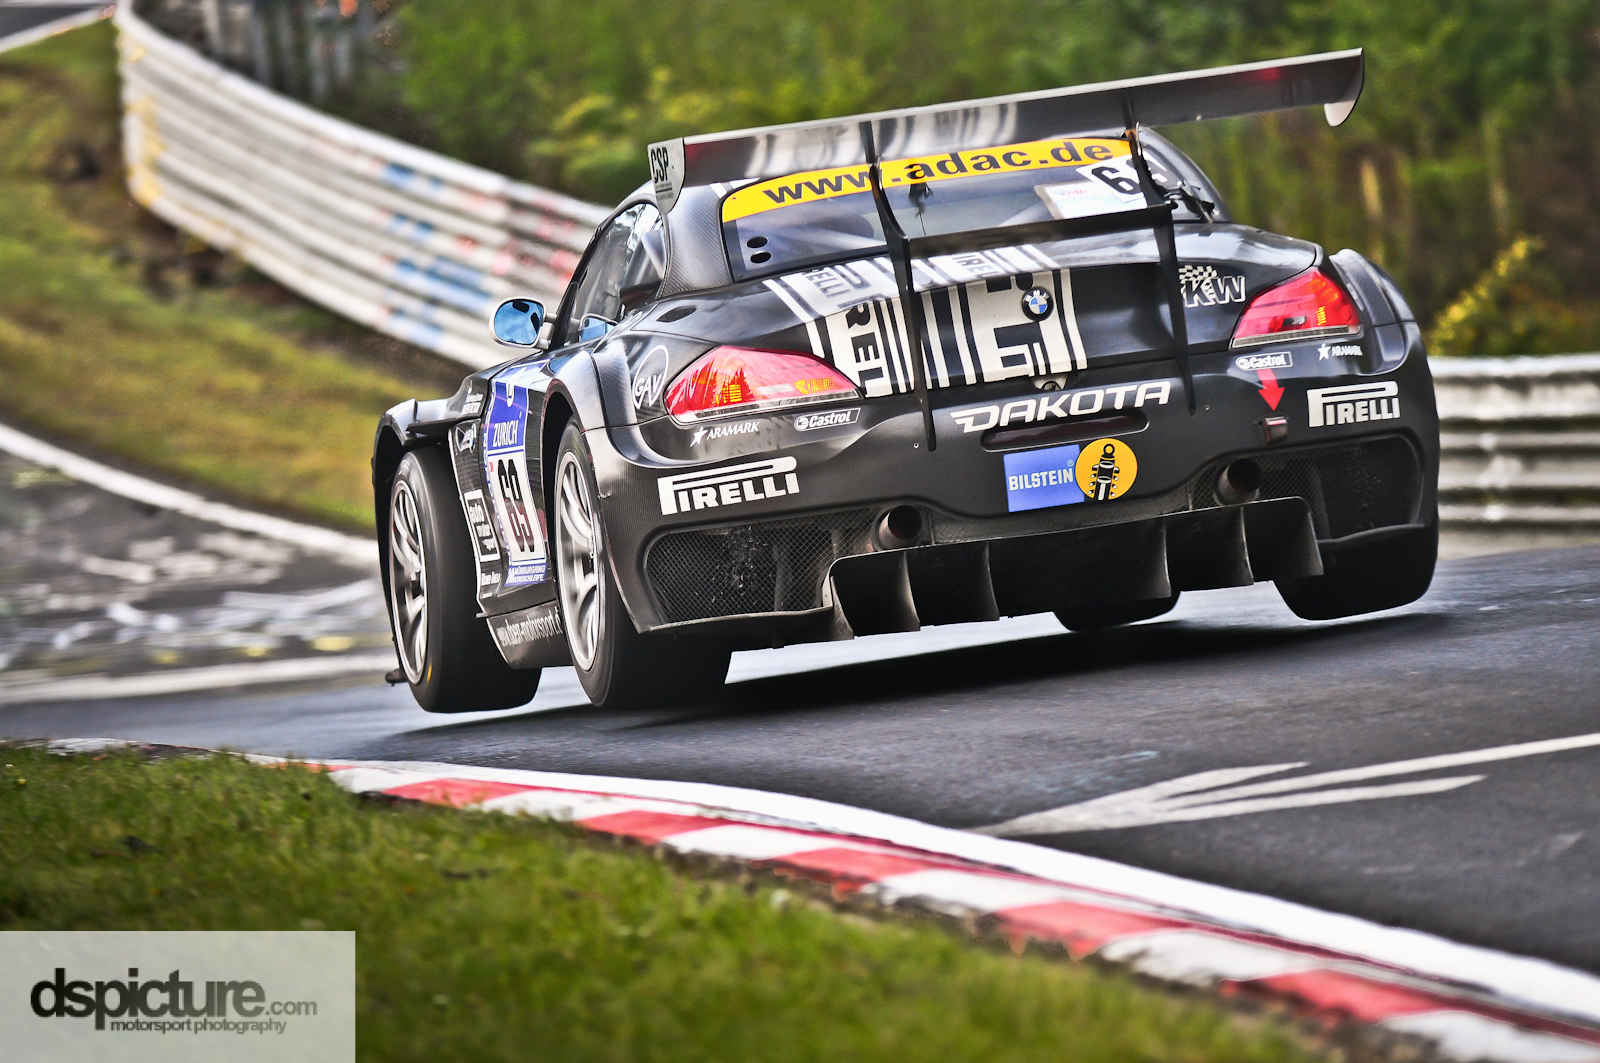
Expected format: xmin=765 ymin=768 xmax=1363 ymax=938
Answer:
xmin=1179 ymin=265 xmax=1246 ymax=307
xmin=690 ymin=420 xmax=760 ymax=446
xmin=765 ymin=257 xmax=1089 ymax=397
xmin=948 ymin=380 xmax=1172 ymax=433
xmin=1318 ymin=343 xmax=1363 ymax=360
xmin=658 ymin=457 xmax=799 ymax=515
xmin=484 ymin=370 xmax=548 ymax=585
xmin=1307 ymin=381 xmax=1400 ymax=427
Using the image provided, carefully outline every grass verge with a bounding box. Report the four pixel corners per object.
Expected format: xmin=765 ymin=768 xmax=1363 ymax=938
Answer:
xmin=0 ymin=22 xmax=462 ymax=531
xmin=0 ymin=745 xmax=1331 ymax=1063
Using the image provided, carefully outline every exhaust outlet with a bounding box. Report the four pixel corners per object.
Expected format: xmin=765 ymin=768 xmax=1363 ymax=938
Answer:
xmin=873 ymin=505 xmax=923 ymax=550
xmin=1216 ymin=458 xmax=1262 ymax=505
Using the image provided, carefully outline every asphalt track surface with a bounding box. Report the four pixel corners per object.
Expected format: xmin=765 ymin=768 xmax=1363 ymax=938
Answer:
xmin=5 ymin=449 xmax=1600 ymax=979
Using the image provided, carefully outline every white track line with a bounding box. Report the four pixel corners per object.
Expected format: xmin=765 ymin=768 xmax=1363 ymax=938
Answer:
xmin=0 ymin=422 xmax=376 ymax=565
xmin=0 ymin=4 xmax=110 ymax=55
xmin=0 ymin=653 xmax=395 ymax=705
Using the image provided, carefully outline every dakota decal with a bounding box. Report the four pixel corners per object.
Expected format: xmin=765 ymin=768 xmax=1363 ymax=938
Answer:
xmin=1004 ymin=445 xmax=1085 ymax=512
xmin=1178 ymin=264 xmax=1246 ymax=307
xmin=1307 ymin=381 xmax=1400 ymax=427
xmin=722 ymin=138 xmax=1132 ymax=221
xmin=1076 ymin=438 xmax=1138 ymax=501
xmin=948 ymin=379 xmax=1172 ymax=433
xmin=483 ymin=370 xmax=548 ymax=585
xmin=658 ymin=457 xmax=799 ymax=515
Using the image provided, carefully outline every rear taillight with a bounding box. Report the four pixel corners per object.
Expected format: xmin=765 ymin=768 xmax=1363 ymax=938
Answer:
xmin=665 ymin=346 xmax=859 ymax=423
xmin=1230 ymin=268 xmax=1361 ymax=348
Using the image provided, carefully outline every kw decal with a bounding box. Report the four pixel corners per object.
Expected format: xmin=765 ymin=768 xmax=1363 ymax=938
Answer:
xmin=1076 ymin=438 xmax=1137 ymax=501
xmin=1308 ymin=381 xmax=1400 ymax=428
xmin=1178 ymin=264 xmax=1246 ymax=307
xmin=722 ymin=138 xmax=1132 ymax=221
xmin=948 ymin=380 xmax=1172 ymax=434
xmin=976 ymin=732 xmax=1600 ymax=834
xmin=658 ymin=457 xmax=799 ymax=515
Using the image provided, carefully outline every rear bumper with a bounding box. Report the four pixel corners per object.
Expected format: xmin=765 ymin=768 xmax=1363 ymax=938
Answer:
xmin=589 ymin=327 xmax=1439 ymax=645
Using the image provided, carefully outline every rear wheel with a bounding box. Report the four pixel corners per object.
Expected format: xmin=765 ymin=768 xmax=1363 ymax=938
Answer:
xmin=553 ymin=423 xmax=729 ymax=709
xmin=1055 ymin=594 xmax=1180 ymax=632
xmin=388 ymin=448 xmax=541 ymax=712
xmin=1276 ymin=519 xmax=1437 ymax=621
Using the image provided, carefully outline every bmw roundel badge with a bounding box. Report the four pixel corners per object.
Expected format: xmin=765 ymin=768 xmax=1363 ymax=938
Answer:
xmin=1021 ymin=286 xmax=1053 ymax=321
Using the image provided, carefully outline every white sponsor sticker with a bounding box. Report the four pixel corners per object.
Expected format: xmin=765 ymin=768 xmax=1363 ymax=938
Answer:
xmin=1318 ymin=343 xmax=1363 ymax=360
xmin=632 ymin=345 xmax=669 ymax=409
xmin=1307 ymin=381 xmax=1400 ymax=427
xmin=793 ymin=408 xmax=859 ymax=431
xmin=1179 ymin=264 xmax=1247 ymax=307
xmin=1235 ymin=351 xmax=1292 ymax=372
xmin=948 ymin=379 xmax=1172 ymax=433
xmin=689 ymin=420 xmax=761 ymax=446
xmin=657 ymin=457 xmax=799 ymax=515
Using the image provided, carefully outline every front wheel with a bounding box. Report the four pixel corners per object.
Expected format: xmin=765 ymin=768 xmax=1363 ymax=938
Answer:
xmin=387 ymin=447 xmax=541 ymax=712
xmin=553 ymin=423 xmax=729 ymax=709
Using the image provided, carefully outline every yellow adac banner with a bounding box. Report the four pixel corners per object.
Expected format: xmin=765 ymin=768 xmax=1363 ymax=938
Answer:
xmin=721 ymin=137 xmax=1132 ymax=222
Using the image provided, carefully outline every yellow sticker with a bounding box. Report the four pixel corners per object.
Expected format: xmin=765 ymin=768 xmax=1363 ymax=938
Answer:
xmin=721 ymin=137 xmax=1132 ymax=222
xmin=1075 ymin=438 xmax=1138 ymax=501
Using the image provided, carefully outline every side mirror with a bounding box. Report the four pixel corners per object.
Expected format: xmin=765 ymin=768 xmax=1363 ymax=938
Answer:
xmin=491 ymin=298 xmax=546 ymax=347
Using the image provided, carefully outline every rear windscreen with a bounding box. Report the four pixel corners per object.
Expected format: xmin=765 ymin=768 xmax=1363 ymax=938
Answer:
xmin=720 ymin=135 xmax=1221 ymax=282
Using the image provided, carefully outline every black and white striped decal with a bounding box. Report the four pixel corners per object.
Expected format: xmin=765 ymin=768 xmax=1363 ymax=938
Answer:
xmin=765 ymin=251 xmax=1088 ymax=398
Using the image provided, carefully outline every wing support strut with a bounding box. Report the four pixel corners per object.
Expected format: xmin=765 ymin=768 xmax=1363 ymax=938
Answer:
xmin=1124 ymin=100 xmax=1195 ymax=415
xmin=862 ymin=121 xmax=938 ymax=452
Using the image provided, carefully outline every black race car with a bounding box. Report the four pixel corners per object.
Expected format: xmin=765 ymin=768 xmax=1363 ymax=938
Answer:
xmin=374 ymin=49 xmax=1439 ymax=712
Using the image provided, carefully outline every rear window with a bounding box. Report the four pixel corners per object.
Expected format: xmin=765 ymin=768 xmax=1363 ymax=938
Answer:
xmin=721 ymin=135 xmax=1222 ymax=282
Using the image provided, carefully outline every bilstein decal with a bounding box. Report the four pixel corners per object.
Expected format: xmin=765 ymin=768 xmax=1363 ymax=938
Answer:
xmin=1076 ymin=438 xmax=1138 ymax=501
xmin=1004 ymin=444 xmax=1086 ymax=512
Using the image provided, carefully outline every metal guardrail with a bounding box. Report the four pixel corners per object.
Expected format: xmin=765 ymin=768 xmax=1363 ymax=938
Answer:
xmin=1434 ymin=354 xmax=1600 ymax=541
xmin=116 ymin=4 xmax=607 ymax=369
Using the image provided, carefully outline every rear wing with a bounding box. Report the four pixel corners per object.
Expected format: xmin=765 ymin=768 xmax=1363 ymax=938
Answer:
xmin=649 ymin=50 xmax=1363 ymax=211
xmin=648 ymin=49 xmax=1364 ymax=451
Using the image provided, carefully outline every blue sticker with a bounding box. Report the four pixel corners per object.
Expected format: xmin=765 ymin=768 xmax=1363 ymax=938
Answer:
xmin=1004 ymin=445 xmax=1085 ymax=512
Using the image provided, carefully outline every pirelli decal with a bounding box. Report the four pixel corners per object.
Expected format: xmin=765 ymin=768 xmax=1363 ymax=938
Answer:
xmin=768 ymin=258 xmax=1086 ymax=398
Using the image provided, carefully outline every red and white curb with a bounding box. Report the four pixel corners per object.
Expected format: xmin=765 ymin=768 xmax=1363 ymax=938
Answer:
xmin=226 ymin=753 xmax=1600 ymax=1062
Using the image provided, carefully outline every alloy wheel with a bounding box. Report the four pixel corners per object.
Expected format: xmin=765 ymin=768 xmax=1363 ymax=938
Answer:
xmin=556 ymin=450 xmax=602 ymax=669
xmin=388 ymin=478 xmax=428 ymax=683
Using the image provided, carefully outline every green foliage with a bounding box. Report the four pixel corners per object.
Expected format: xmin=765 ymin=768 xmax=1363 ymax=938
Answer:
xmin=390 ymin=0 xmax=1600 ymax=352
xmin=0 ymin=746 xmax=1327 ymax=1062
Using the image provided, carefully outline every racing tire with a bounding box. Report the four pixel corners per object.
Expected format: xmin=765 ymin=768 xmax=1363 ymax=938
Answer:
xmin=387 ymin=447 xmax=542 ymax=713
xmin=1275 ymin=518 xmax=1437 ymax=621
xmin=1055 ymin=593 xmax=1180 ymax=632
xmin=552 ymin=422 xmax=731 ymax=710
